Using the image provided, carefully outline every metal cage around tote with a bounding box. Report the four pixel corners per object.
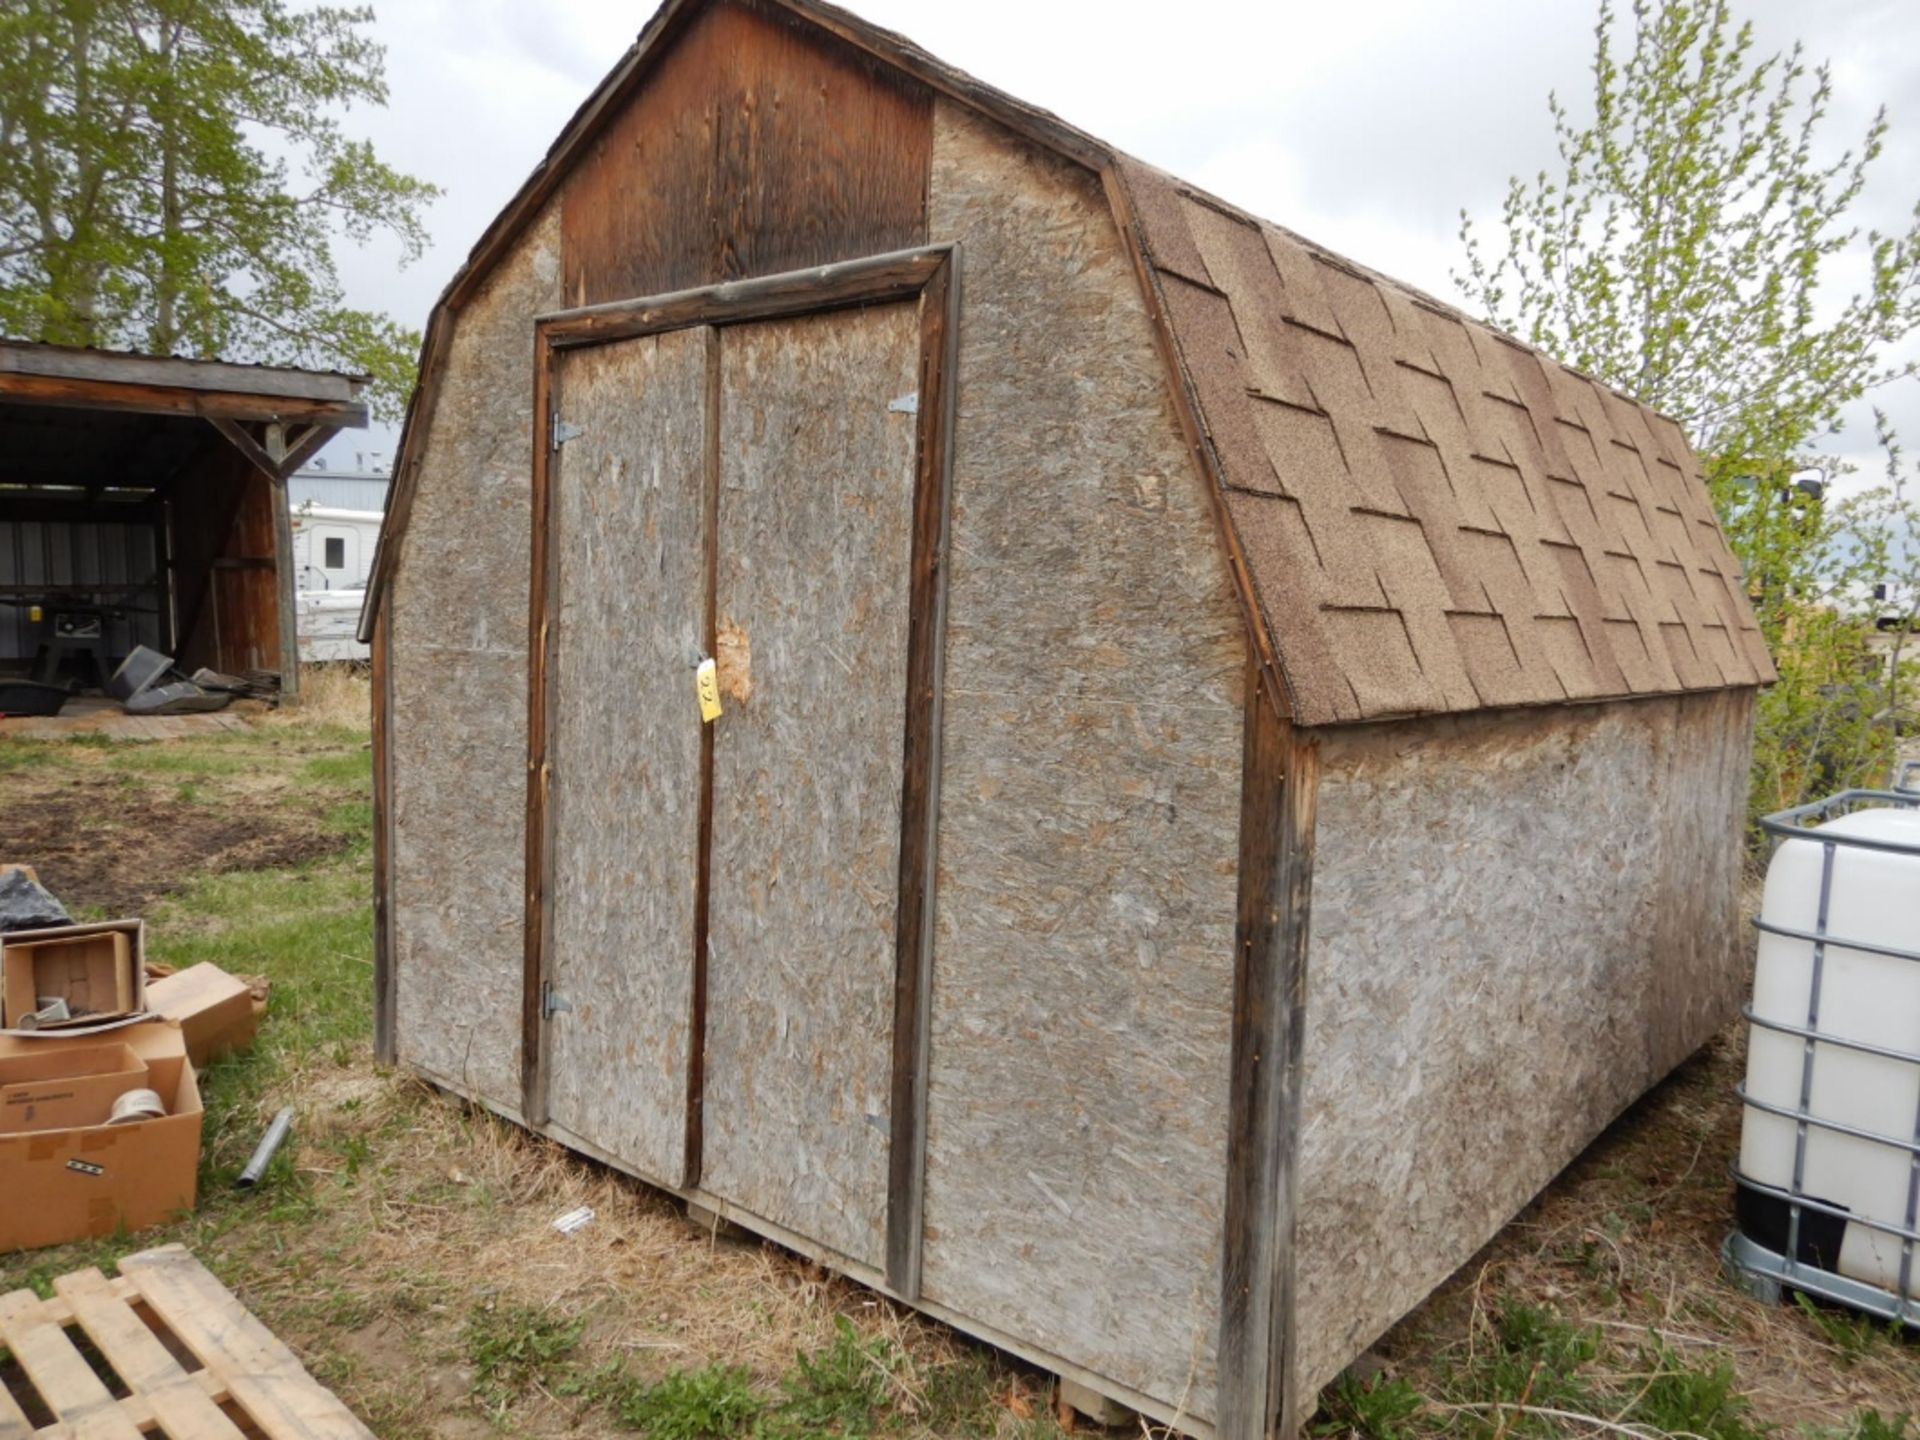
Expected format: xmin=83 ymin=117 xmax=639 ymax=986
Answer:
xmin=1726 ymin=780 xmax=1920 ymax=1323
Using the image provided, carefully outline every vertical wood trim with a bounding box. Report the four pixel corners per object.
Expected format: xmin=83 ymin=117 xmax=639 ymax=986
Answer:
xmin=1270 ymin=733 xmax=1318 ymax=1440
xmin=522 ymin=327 xmax=558 ymax=1127
xmin=685 ymin=325 xmax=722 ymax=1189
xmin=884 ymin=250 xmax=961 ymax=1300
xmin=268 ymin=474 xmax=299 ymax=699
xmin=371 ymin=606 xmax=398 ymax=1066
xmin=1216 ymin=663 xmax=1318 ymax=1440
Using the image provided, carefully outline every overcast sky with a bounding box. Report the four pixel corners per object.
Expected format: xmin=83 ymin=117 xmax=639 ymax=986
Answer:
xmin=316 ymin=0 xmax=1920 ymax=490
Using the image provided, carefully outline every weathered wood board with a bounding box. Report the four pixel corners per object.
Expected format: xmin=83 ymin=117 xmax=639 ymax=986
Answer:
xmin=699 ymin=302 xmax=923 ymax=1269
xmin=916 ymin=101 xmax=1247 ymax=1423
xmin=543 ymin=328 xmax=712 ymax=1187
xmin=389 ymin=200 xmax=563 ymax=1112
xmin=0 ymin=1245 xmax=374 ymax=1440
xmin=562 ymin=0 xmax=931 ymax=307
xmin=1288 ymin=688 xmax=1754 ymax=1402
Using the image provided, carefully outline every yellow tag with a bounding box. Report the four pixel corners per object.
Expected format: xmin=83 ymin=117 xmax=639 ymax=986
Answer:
xmin=696 ymin=658 xmax=723 ymax=723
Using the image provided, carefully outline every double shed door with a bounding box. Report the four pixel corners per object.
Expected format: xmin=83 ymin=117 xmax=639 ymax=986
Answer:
xmin=534 ymin=275 xmax=946 ymax=1277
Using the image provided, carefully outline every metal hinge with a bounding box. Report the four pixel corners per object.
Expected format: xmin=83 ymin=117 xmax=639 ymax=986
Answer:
xmin=550 ymin=411 xmax=585 ymax=452
xmin=542 ymin=984 xmax=572 ymax=1020
xmin=887 ymin=391 xmax=920 ymax=416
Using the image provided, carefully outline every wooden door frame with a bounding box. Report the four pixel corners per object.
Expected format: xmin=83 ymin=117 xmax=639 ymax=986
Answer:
xmin=522 ymin=243 xmax=962 ymax=1298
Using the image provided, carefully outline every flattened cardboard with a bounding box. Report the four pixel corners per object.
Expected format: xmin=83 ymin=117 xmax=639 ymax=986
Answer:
xmin=0 ymin=1021 xmax=200 ymax=1253
xmin=145 ymin=963 xmax=260 ymax=1067
xmin=0 ymin=1041 xmax=148 ymax=1132
xmin=1 ymin=919 xmax=145 ymax=1031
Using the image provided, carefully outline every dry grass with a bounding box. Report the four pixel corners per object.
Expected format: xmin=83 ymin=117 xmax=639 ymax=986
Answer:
xmin=1335 ymin=1026 xmax=1920 ymax=1437
xmin=242 ymin=1074 xmax=1024 ymax=1438
xmin=265 ymin=662 xmax=372 ymax=731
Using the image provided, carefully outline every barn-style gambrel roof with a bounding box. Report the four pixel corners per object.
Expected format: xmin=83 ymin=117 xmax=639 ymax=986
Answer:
xmin=362 ymin=0 xmax=1772 ymax=727
xmin=1120 ymin=160 xmax=1773 ymax=723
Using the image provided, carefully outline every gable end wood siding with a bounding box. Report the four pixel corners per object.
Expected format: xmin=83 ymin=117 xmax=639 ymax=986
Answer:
xmin=561 ymin=0 xmax=932 ymax=306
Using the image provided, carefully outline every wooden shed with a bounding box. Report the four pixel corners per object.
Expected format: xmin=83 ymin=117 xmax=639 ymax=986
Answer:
xmin=0 ymin=341 xmax=369 ymax=699
xmin=359 ymin=3 xmax=1772 ymax=1435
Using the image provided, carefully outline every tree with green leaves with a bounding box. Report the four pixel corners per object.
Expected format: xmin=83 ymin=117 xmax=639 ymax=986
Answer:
xmin=0 ymin=0 xmax=437 ymax=419
xmin=1457 ymin=0 xmax=1920 ymax=816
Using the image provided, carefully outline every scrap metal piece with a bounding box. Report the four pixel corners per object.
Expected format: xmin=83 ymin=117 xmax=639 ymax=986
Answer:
xmin=18 ymin=997 xmax=72 ymax=1030
xmin=237 ymin=1106 xmax=295 ymax=1188
xmin=124 ymin=681 xmax=234 ymax=715
xmin=107 ymin=644 xmax=175 ymax=702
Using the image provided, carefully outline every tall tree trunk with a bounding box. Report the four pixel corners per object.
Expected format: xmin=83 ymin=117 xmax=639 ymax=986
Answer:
xmin=151 ymin=19 xmax=182 ymax=354
xmin=60 ymin=9 xmax=102 ymax=343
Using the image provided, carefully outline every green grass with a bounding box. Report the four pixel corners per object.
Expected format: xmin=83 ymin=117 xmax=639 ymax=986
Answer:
xmin=0 ymin=739 xmax=60 ymax=772
xmin=1312 ymin=1300 xmax=1911 ymax=1440
xmin=465 ymin=1301 xmax=588 ymax=1416
xmin=114 ymin=744 xmax=261 ymax=776
xmin=618 ymin=1364 xmax=765 ymax=1440
xmin=1794 ymin=1293 xmax=1905 ymax=1366
xmin=915 ymin=1356 xmax=1000 ymax=1438
xmin=302 ymin=749 xmax=372 ymax=785
xmin=1313 ymin=1375 xmax=1423 ymax=1440
xmin=761 ymin=1316 xmax=903 ymax=1440
xmin=0 ymin=713 xmax=377 ymax=1270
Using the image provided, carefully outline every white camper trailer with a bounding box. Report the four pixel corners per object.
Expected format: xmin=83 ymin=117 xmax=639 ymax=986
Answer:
xmin=290 ymin=503 xmax=381 ymax=662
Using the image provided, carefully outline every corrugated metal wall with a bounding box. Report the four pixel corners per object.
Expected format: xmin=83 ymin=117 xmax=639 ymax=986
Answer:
xmin=288 ymin=474 xmax=389 ymax=512
xmin=0 ymin=516 xmax=165 ymax=663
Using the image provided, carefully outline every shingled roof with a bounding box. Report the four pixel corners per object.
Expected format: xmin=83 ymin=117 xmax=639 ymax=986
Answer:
xmin=364 ymin=0 xmax=1773 ymax=727
xmin=1117 ymin=159 xmax=1772 ymax=725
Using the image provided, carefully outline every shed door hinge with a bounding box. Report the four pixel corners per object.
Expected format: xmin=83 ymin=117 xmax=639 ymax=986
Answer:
xmin=542 ymin=983 xmax=572 ymax=1020
xmin=550 ymin=411 xmax=585 ymax=452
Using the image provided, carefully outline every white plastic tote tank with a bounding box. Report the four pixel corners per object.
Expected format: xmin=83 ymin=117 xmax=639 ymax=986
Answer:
xmin=1737 ymin=798 xmax=1920 ymax=1302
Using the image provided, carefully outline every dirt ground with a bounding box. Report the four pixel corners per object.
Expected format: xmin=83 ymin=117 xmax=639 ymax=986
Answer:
xmin=1 ymin=694 xmax=1916 ymax=1440
xmin=6 ymin=763 xmax=349 ymax=913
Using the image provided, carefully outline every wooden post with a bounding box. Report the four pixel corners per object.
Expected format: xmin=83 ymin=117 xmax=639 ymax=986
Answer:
xmin=1216 ymin=663 xmax=1319 ymax=1440
xmin=371 ymin=607 xmax=396 ymax=1065
xmin=262 ymin=424 xmax=301 ymax=702
xmin=208 ymin=416 xmax=338 ymax=700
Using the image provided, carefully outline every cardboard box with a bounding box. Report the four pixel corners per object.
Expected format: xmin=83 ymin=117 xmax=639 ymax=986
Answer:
xmin=145 ymin=963 xmax=261 ymax=1067
xmin=2 ymin=919 xmax=145 ymax=1030
xmin=0 ymin=1021 xmax=201 ymax=1253
xmin=0 ymin=1041 xmax=149 ymax=1132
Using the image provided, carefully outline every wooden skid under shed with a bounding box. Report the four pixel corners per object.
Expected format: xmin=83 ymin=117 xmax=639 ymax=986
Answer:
xmin=0 ymin=1244 xmax=372 ymax=1440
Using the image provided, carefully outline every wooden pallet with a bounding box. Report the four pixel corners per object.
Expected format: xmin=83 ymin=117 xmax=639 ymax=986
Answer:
xmin=0 ymin=1244 xmax=372 ymax=1440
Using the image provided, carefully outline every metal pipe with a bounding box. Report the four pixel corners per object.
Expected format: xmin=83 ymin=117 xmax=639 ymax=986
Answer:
xmin=237 ymin=1107 xmax=294 ymax=1188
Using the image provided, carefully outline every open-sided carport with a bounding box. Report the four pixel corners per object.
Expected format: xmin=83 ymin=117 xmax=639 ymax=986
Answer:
xmin=0 ymin=341 xmax=368 ymax=699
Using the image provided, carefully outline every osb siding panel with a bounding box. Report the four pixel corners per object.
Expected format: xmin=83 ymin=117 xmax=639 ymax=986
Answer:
xmin=701 ymin=303 xmax=923 ymax=1268
xmin=918 ymin=101 xmax=1245 ymax=1422
xmin=562 ymin=0 xmax=930 ymax=307
xmin=1290 ymin=688 xmax=1754 ymax=1400
xmin=1119 ymin=160 xmax=1773 ymax=727
xmin=545 ymin=329 xmax=710 ymax=1188
xmin=389 ymin=202 xmax=563 ymax=1110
